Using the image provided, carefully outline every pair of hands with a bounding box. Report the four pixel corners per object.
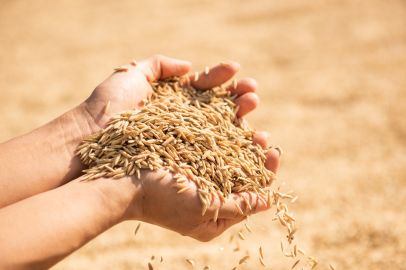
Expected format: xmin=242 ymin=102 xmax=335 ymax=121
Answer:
xmin=80 ymin=55 xmax=281 ymax=241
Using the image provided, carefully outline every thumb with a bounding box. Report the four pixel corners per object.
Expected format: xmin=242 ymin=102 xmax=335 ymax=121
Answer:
xmin=137 ymin=54 xmax=191 ymax=82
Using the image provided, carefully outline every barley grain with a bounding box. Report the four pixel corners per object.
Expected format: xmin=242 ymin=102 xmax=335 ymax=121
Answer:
xmin=186 ymin=259 xmax=195 ymax=266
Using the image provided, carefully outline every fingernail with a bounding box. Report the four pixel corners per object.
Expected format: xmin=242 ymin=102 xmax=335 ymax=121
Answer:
xmin=265 ymin=132 xmax=271 ymax=139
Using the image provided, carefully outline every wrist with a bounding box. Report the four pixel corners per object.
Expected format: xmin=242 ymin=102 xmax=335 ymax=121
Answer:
xmin=83 ymin=175 xmax=144 ymax=223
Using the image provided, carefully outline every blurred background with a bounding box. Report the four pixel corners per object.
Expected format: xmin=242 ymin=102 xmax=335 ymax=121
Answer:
xmin=1 ymin=0 xmax=405 ymax=269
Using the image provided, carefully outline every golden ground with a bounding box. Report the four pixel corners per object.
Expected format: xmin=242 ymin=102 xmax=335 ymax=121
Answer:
xmin=1 ymin=0 xmax=406 ymax=269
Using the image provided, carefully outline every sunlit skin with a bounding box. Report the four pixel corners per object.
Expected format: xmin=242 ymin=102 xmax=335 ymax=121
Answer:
xmin=0 ymin=55 xmax=281 ymax=269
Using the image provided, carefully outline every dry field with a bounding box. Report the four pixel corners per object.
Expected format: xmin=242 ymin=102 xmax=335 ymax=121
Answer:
xmin=1 ymin=0 xmax=406 ymax=269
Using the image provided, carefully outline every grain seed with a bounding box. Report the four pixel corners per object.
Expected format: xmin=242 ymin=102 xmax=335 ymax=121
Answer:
xmin=298 ymin=247 xmax=306 ymax=256
xmin=259 ymin=257 xmax=266 ymax=267
xmin=329 ymin=264 xmax=336 ymax=270
xmin=134 ymin=223 xmax=141 ymax=236
xmin=205 ymin=66 xmax=209 ymax=74
xmin=259 ymin=247 xmax=264 ymax=259
xmin=238 ymin=232 xmax=245 ymax=240
xmin=245 ymin=223 xmax=252 ymax=233
xmin=114 ymin=65 xmax=129 ymax=71
xmin=214 ymin=208 xmax=219 ymax=222
xmin=104 ymin=101 xmax=110 ymax=114
xmin=148 ymin=262 xmax=153 ymax=270
xmin=239 ymin=255 xmax=249 ymax=265
xmin=235 ymin=203 xmax=244 ymax=215
xmin=292 ymin=259 xmax=300 ymax=269
xmin=186 ymin=259 xmax=195 ymax=266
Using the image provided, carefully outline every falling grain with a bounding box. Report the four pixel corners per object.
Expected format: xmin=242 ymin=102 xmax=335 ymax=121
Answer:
xmin=259 ymin=247 xmax=264 ymax=259
xmin=186 ymin=259 xmax=195 ymax=266
xmin=297 ymin=247 xmax=306 ymax=256
xmin=291 ymin=196 xmax=299 ymax=203
xmin=132 ymin=60 xmax=138 ymax=66
xmin=134 ymin=223 xmax=141 ymax=236
xmin=239 ymin=255 xmax=249 ymax=265
xmin=205 ymin=66 xmax=209 ymax=74
xmin=291 ymin=259 xmax=300 ymax=269
xmin=148 ymin=262 xmax=153 ymax=270
xmin=238 ymin=232 xmax=245 ymax=240
xmin=194 ymin=71 xmax=199 ymax=81
xmin=245 ymin=223 xmax=252 ymax=233
xmin=281 ymin=238 xmax=285 ymax=252
xmin=151 ymin=255 xmax=155 ymax=260
xmin=255 ymin=257 xmax=264 ymax=267
xmin=329 ymin=264 xmax=336 ymax=270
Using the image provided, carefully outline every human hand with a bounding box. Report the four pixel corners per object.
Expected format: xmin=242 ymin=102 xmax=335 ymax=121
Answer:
xmin=84 ymin=56 xmax=282 ymax=241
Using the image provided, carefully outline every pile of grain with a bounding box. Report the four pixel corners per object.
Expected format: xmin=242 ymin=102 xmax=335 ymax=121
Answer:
xmin=76 ymin=74 xmax=324 ymax=269
xmin=76 ymin=76 xmax=276 ymax=213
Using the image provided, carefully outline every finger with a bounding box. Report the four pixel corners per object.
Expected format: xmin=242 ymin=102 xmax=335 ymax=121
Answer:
xmin=217 ymin=191 xmax=269 ymax=220
xmin=193 ymin=216 xmax=245 ymax=242
xmin=189 ymin=61 xmax=240 ymax=90
xmin=234 ymin=92 xmax=259 ymax=117
xmin=252 ymin=131 xmax=269 ymax=149
xmin=225 ymin=78 xmax=258 ymax=96
xmin=137 ymin=54 xmax=191 ymax=82
xmin=265 ymin=148 xmax=281 ymax=174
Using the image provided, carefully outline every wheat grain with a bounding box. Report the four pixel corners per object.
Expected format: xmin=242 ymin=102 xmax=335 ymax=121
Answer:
xmin=238 ymin=232 xmax=245 ymax=240
xmin=220 ymin=62 xmax=230 ymax=66
xmin=205 ymin=66 xmax=209 ymax=74
xmin=148 ymin=262 xmax=153 ymax=270
xmin=329 ymin=264 xmax=336 ymax=270
xmin=132 ymin=60 xmax=137 ymax=66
